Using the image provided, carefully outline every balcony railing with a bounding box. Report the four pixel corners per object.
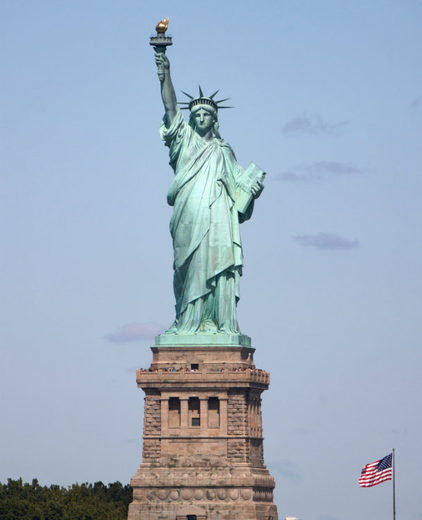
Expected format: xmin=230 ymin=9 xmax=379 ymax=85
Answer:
xmin=136 ymin=368 xmax=270 ymax=385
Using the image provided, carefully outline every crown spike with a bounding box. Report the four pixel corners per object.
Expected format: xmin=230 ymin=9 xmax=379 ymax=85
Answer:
xmin=180 ymin=87 xmax=233 ymax=112
xmin=217 ymin=106 xmax=234 ymax=109
xmin=181 ymin=90 xmax=194 ymax=100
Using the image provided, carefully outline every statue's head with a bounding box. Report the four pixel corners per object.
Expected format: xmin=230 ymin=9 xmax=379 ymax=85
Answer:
xmin=189 ymin=105 xmax=218 ymax=136
xmin=179 ymin=87 xmax=232 ymax=138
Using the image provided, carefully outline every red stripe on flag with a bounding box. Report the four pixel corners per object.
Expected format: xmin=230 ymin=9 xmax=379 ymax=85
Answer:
xmin=359 ymin=463 xmax=392 ymax=487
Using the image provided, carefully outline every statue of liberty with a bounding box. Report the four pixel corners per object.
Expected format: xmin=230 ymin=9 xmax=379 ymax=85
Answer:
xmin=155 ymin=50 xmax=264 ymax=335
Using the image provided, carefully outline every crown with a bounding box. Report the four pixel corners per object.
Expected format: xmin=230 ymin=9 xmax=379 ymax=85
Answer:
xmin=178 ymin=86 xmax=233 ymax=112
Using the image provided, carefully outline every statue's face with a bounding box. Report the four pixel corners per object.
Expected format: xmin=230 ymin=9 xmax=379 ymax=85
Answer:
xmin=192 ymin=108 xmax=215 ymax=135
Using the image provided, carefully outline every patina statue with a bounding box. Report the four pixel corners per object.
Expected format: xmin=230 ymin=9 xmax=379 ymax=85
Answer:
xmin=153 ymin=25 xmax=264 ymax=335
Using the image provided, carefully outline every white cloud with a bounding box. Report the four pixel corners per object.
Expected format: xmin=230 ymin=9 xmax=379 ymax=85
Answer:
xmin=282 ymin=114 xmax=349 ymax=136
xmin=274 ymin=161 xmax=362 ymax=182
xmin=105 ymin=322 xmax=163 ymax=343
xmin=310 ymin=161 xmax=362 ymax=175
xmin=293 ymin=233 xmax=359 ymax=249
xmin=274 ymin=171 xmax=307 ymax=182
xmin=411 ymin=97 xmax=421 ymax=109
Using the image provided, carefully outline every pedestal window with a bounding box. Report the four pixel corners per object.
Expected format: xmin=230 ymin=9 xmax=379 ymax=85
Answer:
xmin=168 ymin=397 xmax=181 ymax=428
xmin=188 ymin=397 xmax=200 ymax=426
xmin=208 ymin=397 xmax=220 ymax=428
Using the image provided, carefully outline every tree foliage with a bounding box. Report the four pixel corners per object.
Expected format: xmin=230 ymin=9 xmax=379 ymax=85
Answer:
xmin=0 ymin=478 xmax=132 ymax=520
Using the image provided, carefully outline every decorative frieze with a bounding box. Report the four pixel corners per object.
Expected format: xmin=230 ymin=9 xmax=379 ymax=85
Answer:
xmin=136 ymin=486 xmax=256 ymax=503
xmin=252 ymin=487 xmax=274 ymax=502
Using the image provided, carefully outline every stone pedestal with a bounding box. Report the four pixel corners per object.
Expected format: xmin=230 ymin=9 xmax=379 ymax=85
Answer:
xmin=128 ymin=336 xmax=278 ymax=520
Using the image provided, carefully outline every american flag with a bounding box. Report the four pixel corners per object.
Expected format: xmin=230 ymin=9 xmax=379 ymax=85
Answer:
xmin=359 ymin=453 xmax=393 ymax=487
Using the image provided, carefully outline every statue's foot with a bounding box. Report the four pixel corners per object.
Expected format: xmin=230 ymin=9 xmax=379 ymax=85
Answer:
xmin=164 ymin=321 xmax=178 ymax=334
xmin=199 ymin=319 xmax=219 ymax=333
xmin=217 ymin=321 xmax=241 ymax=335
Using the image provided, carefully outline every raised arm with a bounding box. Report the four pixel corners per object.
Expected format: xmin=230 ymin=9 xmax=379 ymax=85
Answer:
xmin=155 ymin=52 xmax=177 ymax=128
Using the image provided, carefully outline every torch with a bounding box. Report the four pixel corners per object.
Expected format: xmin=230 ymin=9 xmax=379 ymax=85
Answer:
xmin=150 ymin=18 xmax=172 ymax=53
xmin=150 ymin=18 xmax=172 ymax=79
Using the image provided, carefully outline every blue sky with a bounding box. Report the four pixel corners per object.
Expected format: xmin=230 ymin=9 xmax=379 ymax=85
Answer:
xmin=1 ymin=2 xmax=421 ymax=520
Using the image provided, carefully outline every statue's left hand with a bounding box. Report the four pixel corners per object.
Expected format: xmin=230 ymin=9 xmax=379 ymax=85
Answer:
xmin=251 ymin=180 xmax=264 ymax=199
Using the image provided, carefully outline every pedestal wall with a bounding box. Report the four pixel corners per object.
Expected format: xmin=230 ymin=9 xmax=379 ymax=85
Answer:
xmin=128 ymin=339 xmax=278 ymax=520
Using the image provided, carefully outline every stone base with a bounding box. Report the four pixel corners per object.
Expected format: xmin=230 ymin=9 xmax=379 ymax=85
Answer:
xmin=128 ymin=501 xmax=277 ymax=520
xmin=129 ymin=463 xmax=277 ymax=520
xmin=128 ymin=343 xmax=278 ymax=520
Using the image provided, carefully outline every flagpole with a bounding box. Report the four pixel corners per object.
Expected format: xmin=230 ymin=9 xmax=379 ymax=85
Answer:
xmin=392 ymin=448 xmax=396 ymax=520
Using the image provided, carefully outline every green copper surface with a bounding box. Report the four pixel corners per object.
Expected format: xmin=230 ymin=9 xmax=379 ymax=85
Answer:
xmin=154 ymin=50 xmax=264 ymax=338
xmin=155 ymin=333 xmax=251 ymax=347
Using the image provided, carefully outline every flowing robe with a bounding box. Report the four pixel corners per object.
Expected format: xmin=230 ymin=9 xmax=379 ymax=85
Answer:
xmin=161 ymin=110 xmax=253 ymax=333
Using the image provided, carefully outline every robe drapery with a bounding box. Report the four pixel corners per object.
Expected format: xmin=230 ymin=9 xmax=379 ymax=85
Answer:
xmin=160 ymin=109 xmax=253 ymax=334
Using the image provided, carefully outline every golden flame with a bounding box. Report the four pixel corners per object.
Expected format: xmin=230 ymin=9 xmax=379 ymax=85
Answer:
xmin=156 ymin=17 xmax=169 ymax=34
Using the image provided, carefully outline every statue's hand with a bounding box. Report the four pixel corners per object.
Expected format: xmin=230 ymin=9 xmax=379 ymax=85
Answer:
xmin=251 ymin=180 xmax=264 ymax=199
xmin=155 ymin=52 xmax=169 ymax=70
xmin=155 ymin=52 xmax=170 ymax=81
